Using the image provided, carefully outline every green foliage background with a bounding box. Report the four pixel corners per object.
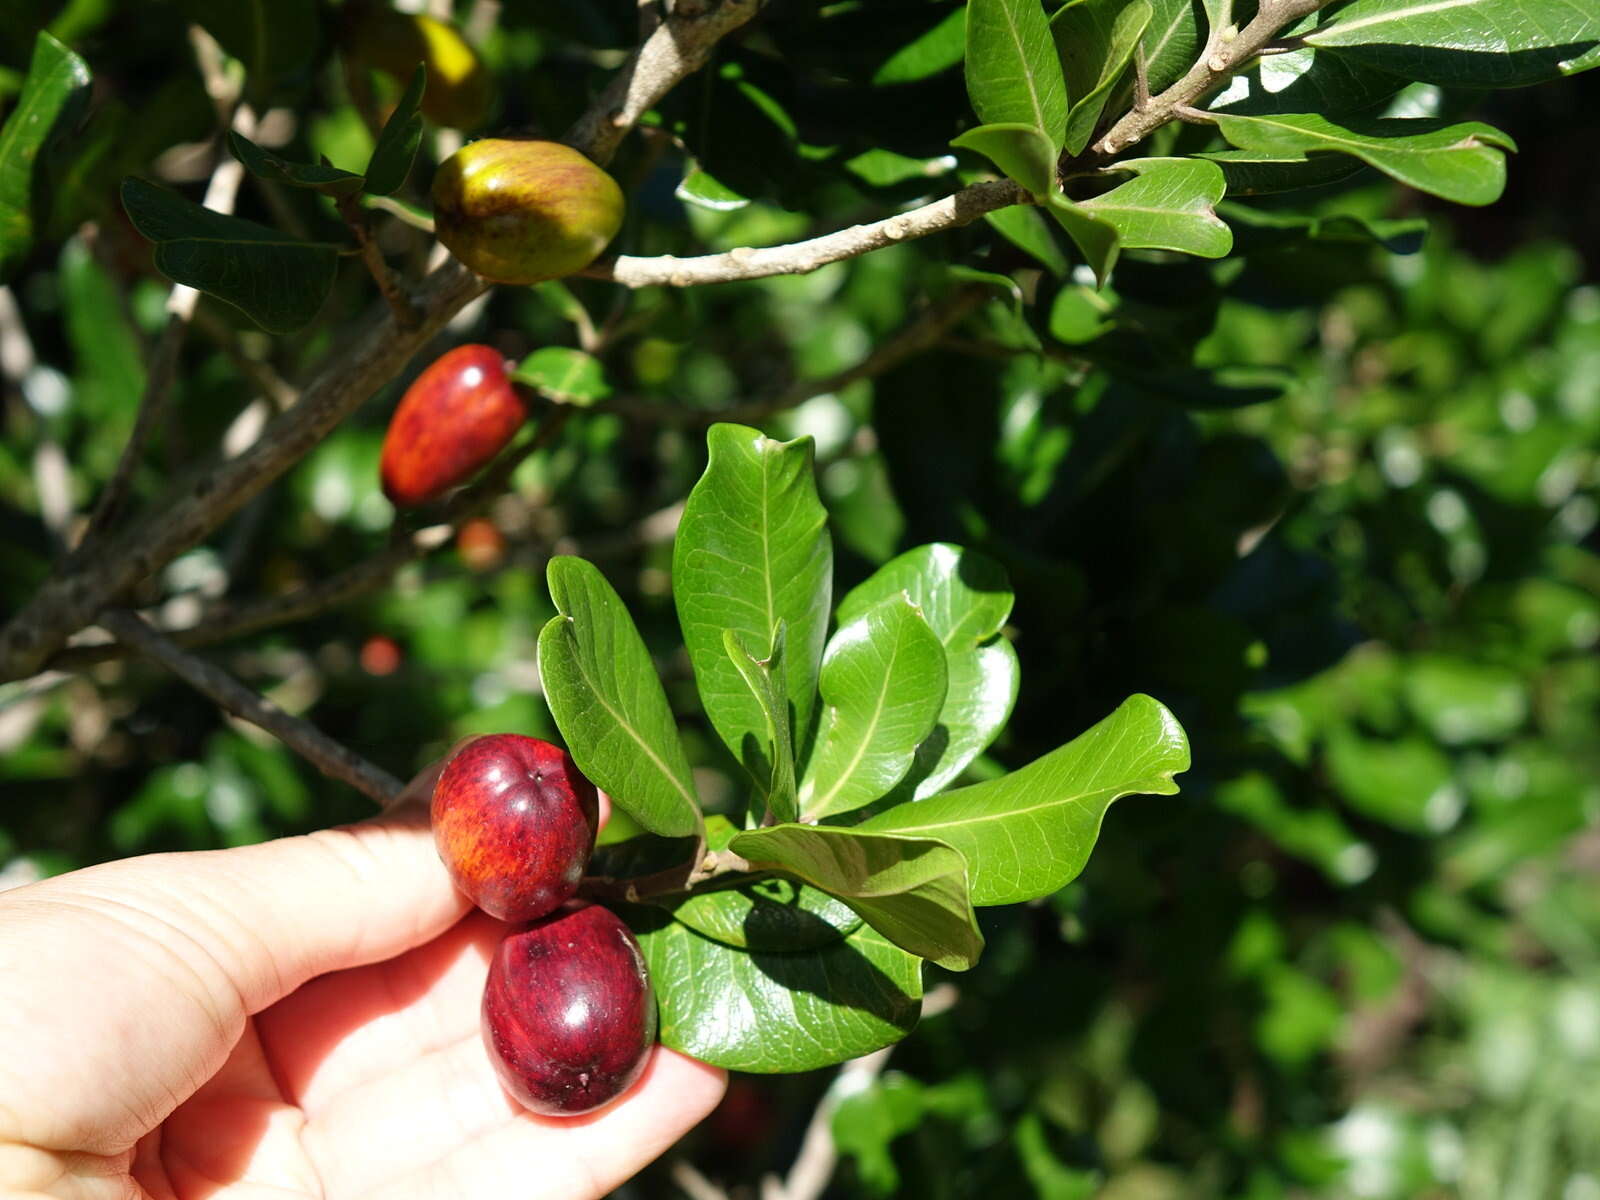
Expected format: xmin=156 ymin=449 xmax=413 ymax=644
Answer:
xmin=2 ymin=1 xmax=1599 ymax=1197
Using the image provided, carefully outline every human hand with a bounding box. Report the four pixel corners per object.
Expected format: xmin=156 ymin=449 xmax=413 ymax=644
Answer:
xmin=0 ymin=764 xmax=726 ymax=1199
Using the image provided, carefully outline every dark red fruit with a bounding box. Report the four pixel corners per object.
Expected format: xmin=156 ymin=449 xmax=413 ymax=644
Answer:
xmin=431 ymin=734 xmax=599 ymax=923
xmin=380 ymin=344 xmax=526 ymax=508
xmin=482 ymin=903 xmax=658 ymax=1117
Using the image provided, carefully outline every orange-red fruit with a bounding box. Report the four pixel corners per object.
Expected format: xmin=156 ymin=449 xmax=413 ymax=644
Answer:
xmin=457 ymin=517 xmax=506 ymax=571
xmin=431 ymin=734 xmax=600 ymax=923
xmin=381 ymin=344 xmax=525 ymax=508
xmin=432 ymin=139 xmax=624 ymax=285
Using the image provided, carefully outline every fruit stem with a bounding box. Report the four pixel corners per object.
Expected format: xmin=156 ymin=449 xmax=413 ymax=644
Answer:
xmin=578 ymin=848 xmax=754 ymax=904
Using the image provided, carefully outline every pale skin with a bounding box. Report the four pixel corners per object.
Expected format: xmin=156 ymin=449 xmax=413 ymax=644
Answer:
xmin=0 ymin=764 xmax=727 ymax=1200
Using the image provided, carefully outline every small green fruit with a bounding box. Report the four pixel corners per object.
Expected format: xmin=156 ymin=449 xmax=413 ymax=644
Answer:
xmin=432 ymin=139 xmax=625 ymax=285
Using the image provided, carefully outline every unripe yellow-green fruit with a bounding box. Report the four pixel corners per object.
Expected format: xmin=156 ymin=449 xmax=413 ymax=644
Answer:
xmin=431 ymin=139 xmax=625 ymax=285
xmin=342 ymin=2 xmax=492 ymax=130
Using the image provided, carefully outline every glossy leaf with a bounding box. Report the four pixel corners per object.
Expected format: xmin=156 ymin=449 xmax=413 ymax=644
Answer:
xmin=676 ymin=165 xmax=751 ymax=211
xmin=730 ymin=823 xmax=983 ymax=970
xmin=836 ymin=544 xmax=1019 ymax=802
xmin=1221 ymin=201 xmax=1427 ymax=254
xmin=538 ymin=556 xmax=701 ymax=838
xmin=0 ymin=33 xmax=91 ymax=282
xmin=802 ymin=597 xmax=948 ymax=820
xmin=1046 ymin=192 xmax=1121 ymax=286
xmin=227 ymin=132 xmax=364 ymax=197
xmin=365 ymin=65 xmax=426 ymax=197
xmin=663 ymin=875 xmax=862 ymax=952
xmin=965 ymin=0 xmax=1069 ymax=150
xmin=950 ymin=122 xmax=1058 ymax=197
xmin=1052 ymin=0 xmax=1153 ymax=156
xmin=1305 ymin=0 xmax=1600 ymax=87
xmin=724 ymin=626 xmax=799 ymax=825
xmin=985 ymin=204 xmax=1069 ymax=275
xmin=512 ymin=346 xmax=611 ymax=404
xmin=1208 ymin=112 xmax=1516 ymax=206
xmin=1081 ymin=157 xmax=1232 ymax=257
xmin=875 ymin=7 xmax=968 ymax=84
xmin=1140 ymin=0 xmax=1204 ymax=93
xmin=1198 ymin=148 xmax=1366 ymax=196
xmin=120 ymin=177 xmax=338 ymax=334
xmin=1208 ymin=46 xmax=1407 ymax=117
xmin=861 ymin=694 xmax=1190 ymax=905
xmin=673 ymin=424 xmax=832 ymax=775
xmin=624 ymin=905 xmax=924 ymax=1072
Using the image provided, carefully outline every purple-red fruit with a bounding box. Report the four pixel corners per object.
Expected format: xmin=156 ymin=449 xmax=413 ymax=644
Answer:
xmin=483 ymin=902 xmax=658 ymax=1116
xmin=380 ymin=344 xmax=526 ymax=508
xmin=431 ymin=734 xmax=599 ymax=923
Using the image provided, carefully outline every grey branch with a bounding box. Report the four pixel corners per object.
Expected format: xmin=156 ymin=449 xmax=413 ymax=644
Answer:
xmin=1092 ymin=0 xmax=1332 ymax=156
xmin=101 ymin=608 xmax=404 ymax=804
xmin=587 ymin=179 xmax=1027 ymax=287
xmin=563 ymin=0 xmax=765 ymax=167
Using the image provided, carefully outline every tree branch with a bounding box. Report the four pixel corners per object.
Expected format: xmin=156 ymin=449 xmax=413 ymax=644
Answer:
xmin=587 ymin=179 xmax=1026 ymax=288
xmin=0 ymin=0 xmax=777 ymax=685
xmin=100 ymin=608 xmax=404 ymax=804
xmin=563 ymin=0 xmax=765 ymax=168
xmin=1091 ymin=0 xmax=1332 ymax=156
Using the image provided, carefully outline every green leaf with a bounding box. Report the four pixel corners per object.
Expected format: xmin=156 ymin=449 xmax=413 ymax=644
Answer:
xmin=512 ymin=346 xmax=611 ymax=405
xmin=875 ymin=7 xmax=968 ymax=84
xmin=1208 ymin=46 xmax=1407 ymax=117
xmin=1046 ymin=192 xmax=1120 ymax=286
xmin=676 ymin=165 xmax=751 ymax=211
xmin=1051 ymin=0 xmax=1153 ymax=156
xmin=836 ymin=545 xmax=1018 ymax=803
xmin=1140 ymin=0 xmax=1205 ymax=93
xmin=674 ymin=424 xmax=833 ymax=776
xmin=860 ymin=694 xmax=1190 ymax=905
xmin=0 ymin=33 xmax=90 ymax=282
xmin=730 ymin=824 xmax=983 ymax=971
xmin=1402 ymin=655 xmax=1528 ymax=745
xmin=119 ymin=177 xmax=338 ymax=334
xmin=624 ymin=905 xmax=924 ymax=1072
xmin=1220 ymin=201 xmax=1427 ymax=255
xmin=965 ymin=0 xmax=1069 ymax=151
xmin=1305 ymin=0 xmax=1600 ymax=87
xmin=537 ymin=556 xmax=702 ymax=838
xmin=950 ymin=122 xmax=1059 ymax=197
xmin=1080 ymin=157 xmax=1232 ymax=257
xmin=187 ymin=0 xmax=321 ymax=102
xmin=227 ymin=131 xmax=365 ymax=197
xmin=1326 ymin=729 xmax=1460 ymax=834
xmin=662 ymin=875 xmax=862 ymax=951
xmin=1208 ymin=112 xmax=1516 ymax=206
xmin=364 ymin=65 xmax=426 ymax=197
xmin=985 ymin=204 xmax=1069 ymax=275
xmin=724 ymin=625 xmax=799 ymax=824
xmin=833 ymin=1077 xmax=928 ymax=1197
xmin=801 ymin=597 xmax=948 ymax=820
xmin=1197 ymin=148 xmax=1366 ymax=196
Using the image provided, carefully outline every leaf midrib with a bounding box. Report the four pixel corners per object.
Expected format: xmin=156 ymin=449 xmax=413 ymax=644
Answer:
xmin=557 ymin=618 xmax=698 ymax=814
xmin=809 ymin=631 xmax=905 ymax=815
xmin=874 ymin=768 xmax=1180 ymax=835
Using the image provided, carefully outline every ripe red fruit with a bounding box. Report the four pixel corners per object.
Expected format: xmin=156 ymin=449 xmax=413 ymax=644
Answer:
xmin=431 ymin=734 xmax=599 ymax=923
xmin=380 ymin=345 xmax=526 ymax=508
xmin=456 ymin=516 xmax=506 ymax=571
xmin=482 ymin=903 xmax=658 ymax=1117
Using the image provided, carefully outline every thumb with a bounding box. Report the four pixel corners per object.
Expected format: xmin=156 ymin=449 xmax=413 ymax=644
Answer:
xmin=0 ymin=763 xmax=469 ymax=1157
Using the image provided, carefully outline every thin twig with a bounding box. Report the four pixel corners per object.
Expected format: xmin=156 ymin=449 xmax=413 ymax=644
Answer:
xmin=1091 ymin=0 xmax=1331 ymax=156
xmin=586 ymin=180 xmax=1026 ymax=288
xmin=671 ymin=1160 xmax=730 ymax=1200
xmin=339 ymin=194 xmax=419 ymax=328
xmin=101 ymin=609 xmax=404 ymax=803
xmin=563 ymin=0 xmax=765 ymax=167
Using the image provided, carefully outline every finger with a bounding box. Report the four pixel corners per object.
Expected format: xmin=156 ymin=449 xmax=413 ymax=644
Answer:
xmin=0 ymin=788 xmax=467 ymax=1156
xmin=364 ymin=1049 xmax=726 ymax=1200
